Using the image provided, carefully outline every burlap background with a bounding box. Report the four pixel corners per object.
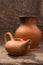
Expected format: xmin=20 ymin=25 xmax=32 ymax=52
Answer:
xmin=0 ymin=0 xmax=43 ymax=45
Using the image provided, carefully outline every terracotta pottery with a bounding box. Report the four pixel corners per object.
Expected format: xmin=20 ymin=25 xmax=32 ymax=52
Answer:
xmin=15 ymin=17 xmax=42 ymax=51
xmin=4 ymin=32 xmax=32 ymax=56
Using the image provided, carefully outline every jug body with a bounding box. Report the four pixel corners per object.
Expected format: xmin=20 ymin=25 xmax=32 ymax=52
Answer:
xmin=15 ymin=17 xmax=42 ymax=51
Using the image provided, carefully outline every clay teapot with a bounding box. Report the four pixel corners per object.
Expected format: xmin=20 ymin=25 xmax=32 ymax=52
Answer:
xmin=15 ymin=17 xmax=42 ymax=51
xmin=4 ymin=32 xmax=32 ymax=56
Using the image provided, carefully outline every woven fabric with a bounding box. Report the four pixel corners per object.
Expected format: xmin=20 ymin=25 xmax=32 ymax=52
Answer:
xmin=0 ymin=0 xmax=43 ymax=45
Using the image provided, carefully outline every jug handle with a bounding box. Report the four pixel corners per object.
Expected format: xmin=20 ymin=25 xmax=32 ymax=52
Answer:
xmin=4 ymin=32 xmax=14 ymax=43
xmin=14 ymin=38 xmax=24 ymax=41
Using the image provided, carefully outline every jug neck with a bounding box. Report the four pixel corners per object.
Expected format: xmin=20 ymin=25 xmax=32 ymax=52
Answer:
xmin=20 ymin=17 xmax=37 ymax=25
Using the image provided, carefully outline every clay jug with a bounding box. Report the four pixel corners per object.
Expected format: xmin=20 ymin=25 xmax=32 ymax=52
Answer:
xmin=4 ymin=32 xmax=32 ymax=55
xmin=15 ymin=17 xmax=42 ymax=51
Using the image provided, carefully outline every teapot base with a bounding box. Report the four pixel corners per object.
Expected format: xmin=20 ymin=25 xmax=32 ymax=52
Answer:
xmin=8 ymin=53 xmax=27 ymax=56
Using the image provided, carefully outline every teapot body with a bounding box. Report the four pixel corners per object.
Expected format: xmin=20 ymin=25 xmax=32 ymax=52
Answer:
xmin=5 ymin=41 xmax=27 ymax=55
xmin=4 ymin=32 xmax=31 ymax=55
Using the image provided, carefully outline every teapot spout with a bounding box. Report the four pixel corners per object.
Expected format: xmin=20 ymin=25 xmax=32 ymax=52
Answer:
xmin=22 ymin=39 xmax=32 ymax=49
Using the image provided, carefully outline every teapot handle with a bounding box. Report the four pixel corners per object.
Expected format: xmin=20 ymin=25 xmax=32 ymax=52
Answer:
xmin=14 ymin=38 xmax=24 ymax=41
xmin=4 ymin=32 xmax=14 ymax=43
